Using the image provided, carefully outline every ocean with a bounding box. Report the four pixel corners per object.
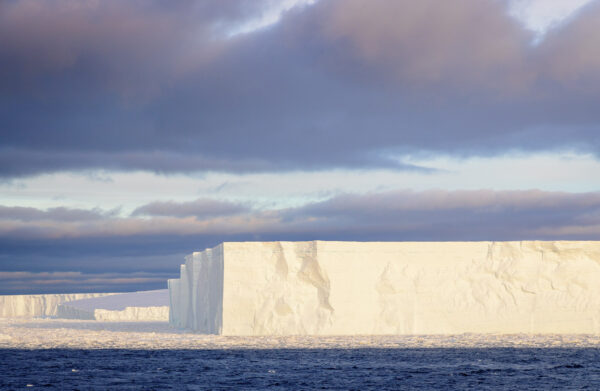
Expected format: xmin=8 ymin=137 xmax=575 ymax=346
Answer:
xmin=2 ymin=347 xmax=600 ymax=390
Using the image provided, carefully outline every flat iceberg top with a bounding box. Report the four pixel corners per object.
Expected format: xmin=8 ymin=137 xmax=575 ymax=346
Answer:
xmin=219 ymin=240 xmax=600 ymax=251
xmin=64 ymin=290 xmax=169 ymax=311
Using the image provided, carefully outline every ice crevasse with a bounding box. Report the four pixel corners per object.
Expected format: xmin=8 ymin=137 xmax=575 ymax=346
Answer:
xmin=169 ymin=241 xmax=600 ymax=335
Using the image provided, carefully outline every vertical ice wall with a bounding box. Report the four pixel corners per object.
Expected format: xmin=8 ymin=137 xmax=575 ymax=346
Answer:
xmin=168 ymin=244 xmax=224 ymax=332
xmin=169 ymin=241 xmax=600 ymax=335
xmin=0 ymin=293 xmax=115 ymax=318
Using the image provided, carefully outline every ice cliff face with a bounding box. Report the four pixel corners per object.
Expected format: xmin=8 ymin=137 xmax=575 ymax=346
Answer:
xmin=168 ymin=246 xmax=224 ymax=332
xmin=169 ymin=241 xmax=600 ymax=335
xmin=0 ymin=293 xmax=115 ymax=318
xmin=1 ymin=290 xmax=170 ymax=321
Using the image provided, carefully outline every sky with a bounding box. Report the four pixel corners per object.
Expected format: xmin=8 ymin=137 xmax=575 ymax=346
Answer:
xmin=1 ymin=0 xmax=599 ymax=294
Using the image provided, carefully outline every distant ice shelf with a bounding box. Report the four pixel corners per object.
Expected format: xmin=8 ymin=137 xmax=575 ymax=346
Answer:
xmin=169 ymin=240 xmax=600 ymax=335
xmin=56 ymin=290 xmax=169 ymax=321
xmin=0 ymin=290 xmax=169 ymax=321
xmin=0 ymin=293 xmax=116 ymax=318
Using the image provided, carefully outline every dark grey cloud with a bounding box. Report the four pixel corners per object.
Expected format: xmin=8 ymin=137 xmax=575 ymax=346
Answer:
xmin=0 ymin=148 xmax=424 ymax=177
xmin=132 ymin=198 xmax=250 ymax=219
xmin=0 ymin=205 xmax=114 ymax=222
xmin=1 ymin=190 xmax=599 ymax=240
xmin=0 ymin=271 xmax=172 ymax=295
xmin=312 ymin=0 xmax=531 ymax=89
xmin=1 ymin=189 xmax=599 ymax=293
xmin=1 ymin=0 xmax=600 ymax=178
xmin=0 ymin=0 xmax=270 ymax=90
xmin=280 ymin=189 xmax=600 ymax=239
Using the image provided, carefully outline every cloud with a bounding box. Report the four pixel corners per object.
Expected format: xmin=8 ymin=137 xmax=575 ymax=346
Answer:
xmin=0 ymin=0 xmax=599 ymax=178
xmin=280 ymin=189 xmax=600 ymax=239
xmin=0 ymin=148 xmax=424 ymax=177
xmin=509 ymin=0 xmax=595 ymax=38
xmin=0 ymin=271 xmax=83 ymax=280
xmin=0 ymin=0 xmax=273 ymax=93
xmin=315 ymin=0 xmax=531 ymax=89
xmin=0 ymin=205 xmax=114 ymax=222
xmin=1 ymin=189 xmax=599 ymax=240
xmin=0 ymin=271 xmax=171 ymax=295
xmin=132 ymin=198 xmax=251 ymax=219
xmin=537 ymin=1 xmax=600 ymax=90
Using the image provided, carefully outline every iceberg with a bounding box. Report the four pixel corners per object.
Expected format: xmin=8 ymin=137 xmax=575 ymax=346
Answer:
xmin=169 ymin=241 xmax=600 ymax=335
xmin=56 ymin=290 xmax=169 ymax=321
xmin=0 ymin=293 xmax=115 ymax=318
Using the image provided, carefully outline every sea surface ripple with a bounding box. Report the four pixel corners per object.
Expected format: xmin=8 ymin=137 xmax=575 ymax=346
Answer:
xmin=2 ymin=347 xmax=600 ymax=390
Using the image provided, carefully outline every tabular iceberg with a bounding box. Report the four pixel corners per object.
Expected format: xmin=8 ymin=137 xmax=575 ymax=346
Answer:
xmin=168 ymin=241 xmax=600 ymax=335
xmin=0 ymin=293 xmax=116 ymax=318
xmin=56 ymin=290 xmax=170 ymax=321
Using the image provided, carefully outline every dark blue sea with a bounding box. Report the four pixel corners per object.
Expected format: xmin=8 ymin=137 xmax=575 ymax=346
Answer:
xmin=1 ymin=348 xmax=600 ymax=390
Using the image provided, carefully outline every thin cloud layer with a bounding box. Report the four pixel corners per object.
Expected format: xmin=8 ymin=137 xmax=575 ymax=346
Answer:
xmin=0 ymin=271 xmax=172 ymax=295
xmin=1 ymin=0 xmax=600 ymax=177
xmin=132 ymin=198 xmax=251 ymax=219
xmin=0 ymin=205 xmax=112 ymax=222
xmin=2 ymin=190 xmax=599 ymax=240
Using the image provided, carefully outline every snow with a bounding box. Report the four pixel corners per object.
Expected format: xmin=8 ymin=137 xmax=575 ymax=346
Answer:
xmin=0 ymin=293 xmax=116 ymax=318
xmin=56 ymin=290 xmax=169 ymax=321
xmin=2 ymin=318 xmax=600 ymax=349
xmin=93 ymin=306 xmax=168 ymax=321
xmin=169 ymin=240 xmax=600 ymax=335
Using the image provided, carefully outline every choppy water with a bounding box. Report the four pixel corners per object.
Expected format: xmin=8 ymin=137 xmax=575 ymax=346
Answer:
xmin=2 ymin=348 xmax=600 ymax=390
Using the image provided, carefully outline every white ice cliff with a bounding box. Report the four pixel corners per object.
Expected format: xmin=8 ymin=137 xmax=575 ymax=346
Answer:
xmin=169 ymin=241 xmax=600 ymax=335
xmin=0 ymin=293 xmax=115 ymax=318
xmin=56 ymin=290 xmax=169 ymax=321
